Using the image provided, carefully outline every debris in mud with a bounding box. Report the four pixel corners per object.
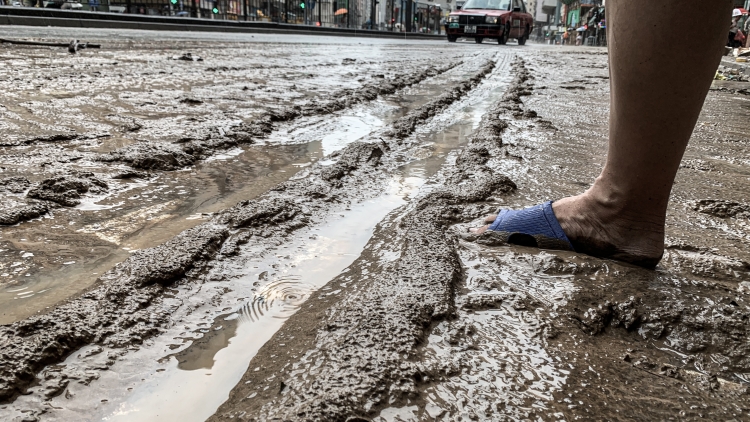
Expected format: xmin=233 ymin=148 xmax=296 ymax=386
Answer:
xmin=680 ymin=158 xmax=715 ymax=172
xmin=461 ymin=293 xmax=504 ymax=310
xmin=0 ymin=38 xmax=101 ymax=51
xmin=27 ymin=172 xmax=108 ymax=207
xmin=172 ymin=52 xmax=203 ymax=61
xmin=715 ymin=66 xmax=748 ymax=81
xmin=179 ymin=97 xmax=204 ymax=105
xmin=693 ymin=199 xmax=750 ymax=218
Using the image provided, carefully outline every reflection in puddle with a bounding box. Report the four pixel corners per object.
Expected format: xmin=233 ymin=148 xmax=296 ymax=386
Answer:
xmin=99 ymin=170 xmax=426 ymax=422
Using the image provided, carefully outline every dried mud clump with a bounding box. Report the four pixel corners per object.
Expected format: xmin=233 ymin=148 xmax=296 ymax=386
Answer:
xmin=99 ymin=142 xmax=199 ymax=171
xmin=0 ymin=198 xmax=52 ymax=225
xmin=693 ymin=199 xmax=750 ymax=218
xmin=27 ymin=172 xmax=108 ymax=207
xmin=0 ymin=176 xmax=31 ymax=193
xmin=320 ymin=141 xmax=386 ymax=182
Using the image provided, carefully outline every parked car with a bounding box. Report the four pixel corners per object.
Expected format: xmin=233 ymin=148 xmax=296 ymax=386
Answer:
xmin=445 ymin=0 xmax=533 ymax=45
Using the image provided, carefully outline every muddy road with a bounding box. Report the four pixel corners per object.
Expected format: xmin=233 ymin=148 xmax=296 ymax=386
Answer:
xmin=1 ymin=27 xmax=750 ymax=421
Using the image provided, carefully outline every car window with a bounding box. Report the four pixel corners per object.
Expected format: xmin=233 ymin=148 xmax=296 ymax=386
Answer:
xmin=512 ymin=0 xmax=526 ymax=12
xmin=462 ymin=0 xmax=511 ymax=11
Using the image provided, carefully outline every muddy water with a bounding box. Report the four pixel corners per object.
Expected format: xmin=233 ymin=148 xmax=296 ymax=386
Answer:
xmin=0 ymin=54 xmax=510 ymax=421
xmin=0 ymin=43 xmax=481 ymax=324
xmin=0 ymin=143 xmax=322 ymax=321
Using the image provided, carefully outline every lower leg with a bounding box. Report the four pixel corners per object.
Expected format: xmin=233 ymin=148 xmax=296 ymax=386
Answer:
xmin=551 ymin=0 xmax=732 ymax=267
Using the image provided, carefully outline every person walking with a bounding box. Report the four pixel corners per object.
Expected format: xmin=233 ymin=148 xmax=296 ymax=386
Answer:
xmin=472 ymin=0 xmax=733 ymax=269
xmin=730 ymin=8 xmax=743 ymax=47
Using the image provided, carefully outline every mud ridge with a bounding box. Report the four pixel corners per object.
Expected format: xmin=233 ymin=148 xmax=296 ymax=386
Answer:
xmin=99 ymin=62 xmax=463 ymax=172
xmin=207 ymin=59 xmax=537 ymax=422
xmin=0 ymin=58 xmax=496 ymax=404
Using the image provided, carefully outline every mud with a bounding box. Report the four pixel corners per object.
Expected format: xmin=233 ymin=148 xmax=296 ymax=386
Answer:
xmin=3 ymin=35 xmax=750 ymax=422
xmin=0 ymin=52 xmax=497 ymax=404
xmin=0 ymin=29 xmax=484 ymax=327
xmin=210 ymin=50 xmax=750 ymax=421
xmin=99 ymin=62 xmax=460 ymax=172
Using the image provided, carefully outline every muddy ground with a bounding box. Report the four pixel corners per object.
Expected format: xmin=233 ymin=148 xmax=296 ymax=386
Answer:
xmin=1 ymin=27 xmax=750 ymax=422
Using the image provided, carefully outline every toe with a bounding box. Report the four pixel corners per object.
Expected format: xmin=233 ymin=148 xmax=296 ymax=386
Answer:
xmin=470 ymin=224 xmax=490 ymax=234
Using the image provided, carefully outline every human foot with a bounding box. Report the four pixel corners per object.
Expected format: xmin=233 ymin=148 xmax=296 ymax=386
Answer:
xmin=472 ymin=194 xmax=665 ymax=268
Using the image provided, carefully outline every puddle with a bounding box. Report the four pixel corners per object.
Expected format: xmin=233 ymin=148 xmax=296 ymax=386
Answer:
xmin=0 ymin=60 xmax=485 ymax=324
xmin=95 ymin=109 xmax=488 ymax=422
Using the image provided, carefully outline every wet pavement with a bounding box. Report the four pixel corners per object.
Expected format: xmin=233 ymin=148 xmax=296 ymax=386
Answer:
xmin=1 ymin=28 xmax=750 ymax=422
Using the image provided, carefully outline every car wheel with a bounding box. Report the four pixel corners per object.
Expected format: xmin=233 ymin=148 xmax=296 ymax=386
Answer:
xmin=498 ymin=22 xmax=509 ymax=45
xmin=475 ymin=37 xmax=484 ymax=44
xmin=518 ymin=25 xmax=529 ymax=45
xmin=447 ymin=35 xmax=457 ymax=42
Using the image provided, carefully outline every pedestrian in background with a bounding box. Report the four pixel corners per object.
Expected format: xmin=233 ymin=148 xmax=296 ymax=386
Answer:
xmin=562 ymin=30 xmax=569 ymax=45
xmin=729 ymin=8 xmax=743 ymax=47
xmin=88 ymin=0 xmax=98 ymax=11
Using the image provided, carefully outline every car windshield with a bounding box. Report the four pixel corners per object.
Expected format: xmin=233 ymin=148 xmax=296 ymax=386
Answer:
xmin=462 ymin=0 xmax=511 ymax=10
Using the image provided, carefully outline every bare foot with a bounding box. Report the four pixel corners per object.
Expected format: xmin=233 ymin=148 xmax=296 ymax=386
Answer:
xmin=473 ymin=193 xmax=665 ymax=268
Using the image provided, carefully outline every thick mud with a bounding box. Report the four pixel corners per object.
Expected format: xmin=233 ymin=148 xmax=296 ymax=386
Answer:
xmin=0 ymin=30 xmax=499 ymax=411
xmin=3 ymin=33 xmax=750 ymax=422
xmin=0 ymin=30 xmax=477 ymax=325
xmin=210 ymin=51 xmax=750 ymax=421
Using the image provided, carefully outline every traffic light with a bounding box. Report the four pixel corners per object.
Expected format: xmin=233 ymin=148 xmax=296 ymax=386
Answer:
xmin=212 ymin=4 xmax=219 ymax=13
xmin=300 ymin=1 xmax=304 ymax=8
xmin=170 ymin=0 xmax=176 ymax=4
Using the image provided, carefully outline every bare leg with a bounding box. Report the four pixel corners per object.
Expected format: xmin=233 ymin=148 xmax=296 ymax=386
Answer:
xmin=476 ymin=0 xmax=732 ymax=268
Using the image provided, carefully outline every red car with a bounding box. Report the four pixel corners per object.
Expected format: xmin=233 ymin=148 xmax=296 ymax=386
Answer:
xmin=445 ymin=0 xmax=533 ymax=44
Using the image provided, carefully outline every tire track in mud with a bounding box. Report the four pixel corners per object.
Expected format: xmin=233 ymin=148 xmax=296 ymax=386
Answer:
xmin=0 ymin=56 xmax=499 ymax=404
xmin=207 ymin=58 xmax=534 ymax=421
xmin=97 ymin=61 xmax=463 ymax=172
xmin=0 ymin=61 xmax=462 ymax=228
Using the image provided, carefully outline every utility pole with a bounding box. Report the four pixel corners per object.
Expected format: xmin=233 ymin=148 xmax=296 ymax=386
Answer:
xmin=554 ymin=0 xmax=560 ymax=43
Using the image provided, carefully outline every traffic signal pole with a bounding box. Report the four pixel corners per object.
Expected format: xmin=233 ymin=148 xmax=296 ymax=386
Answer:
xmin=370 ymin=0 xmax=376 ymax=29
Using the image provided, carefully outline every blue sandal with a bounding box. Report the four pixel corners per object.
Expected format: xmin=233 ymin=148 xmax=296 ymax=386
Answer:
xmin=479 ymin=201 xmax=575 ymax=251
